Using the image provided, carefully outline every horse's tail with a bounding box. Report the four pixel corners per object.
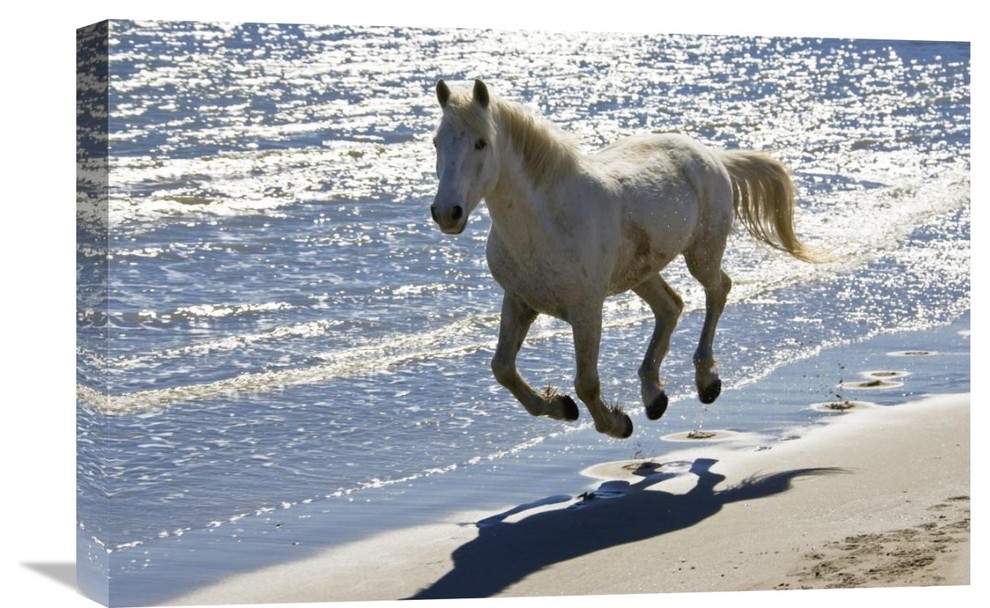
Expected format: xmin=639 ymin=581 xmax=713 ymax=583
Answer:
xmin=719 ymin=151 xmax=824 ymax=263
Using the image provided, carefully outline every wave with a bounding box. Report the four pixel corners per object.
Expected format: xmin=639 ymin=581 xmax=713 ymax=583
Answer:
xmin=103 ymin=140 xmax=435 ymax=229
xmin=78 ymin=160 xmax=969 ymax=416
xmin=103 ymin=301 xmax=301 ymax=333
xmin=79 ymin=313 xmax=497 ymax=414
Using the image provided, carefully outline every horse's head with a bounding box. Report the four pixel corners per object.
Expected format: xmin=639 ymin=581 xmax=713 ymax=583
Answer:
xmin=430 ymin=79 xmax=500 ymax=235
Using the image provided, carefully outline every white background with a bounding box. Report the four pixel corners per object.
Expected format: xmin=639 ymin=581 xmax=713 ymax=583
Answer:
xmin=2 ymin=2 xmax=982 ymax=607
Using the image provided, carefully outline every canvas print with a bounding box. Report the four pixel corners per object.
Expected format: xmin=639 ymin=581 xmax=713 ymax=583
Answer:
xmin=76 ymin=19 xmax=970 ymax=606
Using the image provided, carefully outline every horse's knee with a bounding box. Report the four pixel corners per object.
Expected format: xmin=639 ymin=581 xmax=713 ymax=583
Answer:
xmin=491 ymin=355 xmax=515 ymax=387
xmin=654 ymin=297 xmax=683 ymax=330
xmin=716 ymin=271 xmax=732 ymax=302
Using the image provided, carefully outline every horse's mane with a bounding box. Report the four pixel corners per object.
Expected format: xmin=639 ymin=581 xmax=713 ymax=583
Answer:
xmin=443 ymin=86 xmax=582 ymax=188
xmin=495 ymin=99 xmax=582 ymax=187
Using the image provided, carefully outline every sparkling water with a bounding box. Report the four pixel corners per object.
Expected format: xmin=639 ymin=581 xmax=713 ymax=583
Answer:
xmin=76 ymin=20 xmax=969 ymax=604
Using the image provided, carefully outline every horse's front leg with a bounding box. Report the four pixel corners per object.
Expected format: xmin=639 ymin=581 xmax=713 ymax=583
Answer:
xmin=491 ymin=292 xmax=579 ymax=422
xmin=570 ymin=306 xmax=634 ymax=439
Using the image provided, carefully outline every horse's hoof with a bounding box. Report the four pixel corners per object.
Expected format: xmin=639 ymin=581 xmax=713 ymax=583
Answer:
xmin=609 ymin=414 xmax=634 ymax=439
xmin=559 ymin=395 xmax=579 ymax=421
xmin=699 ymin=378 xmax=722 ymax=404
xmin=645 ymin=392 xmax=668 ymax=420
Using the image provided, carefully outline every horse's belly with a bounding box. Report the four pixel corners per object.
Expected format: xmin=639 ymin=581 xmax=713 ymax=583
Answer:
xmin=607 ymin=211 xmax=686 ymax=294
xmin=608 ymin=251 xmax=677 ymax=295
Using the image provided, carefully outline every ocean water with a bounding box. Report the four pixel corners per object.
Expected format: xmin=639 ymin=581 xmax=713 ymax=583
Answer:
xmin=76 ymin=20 xmax=970 ymax=605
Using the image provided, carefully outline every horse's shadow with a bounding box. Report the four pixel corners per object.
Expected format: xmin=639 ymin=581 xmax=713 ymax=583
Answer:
xmin=409 ymin=458 xmax=841 ymax=599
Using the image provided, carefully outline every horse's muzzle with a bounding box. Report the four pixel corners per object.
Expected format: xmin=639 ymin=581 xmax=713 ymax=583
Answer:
xmin=430 ymin=203 xmax=465 ymax=234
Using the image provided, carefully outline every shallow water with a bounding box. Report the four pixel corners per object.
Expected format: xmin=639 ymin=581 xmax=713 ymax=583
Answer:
xmin=76 ymin=20 xmax=969 ymax=605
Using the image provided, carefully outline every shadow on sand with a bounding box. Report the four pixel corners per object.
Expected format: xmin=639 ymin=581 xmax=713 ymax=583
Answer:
xmin=409 ymin=458 xmax=842 ymax=599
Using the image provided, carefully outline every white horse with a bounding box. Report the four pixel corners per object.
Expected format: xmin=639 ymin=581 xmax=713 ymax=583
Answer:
xmin=429 ymin=79 xmax=818 ymax=439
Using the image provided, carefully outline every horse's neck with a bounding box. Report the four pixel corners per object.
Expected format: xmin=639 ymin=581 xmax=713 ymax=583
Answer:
xmin=486 ymin=102 xmax=579 ymax=231
xmin=488 ymin=145 xmax=545 ymax=233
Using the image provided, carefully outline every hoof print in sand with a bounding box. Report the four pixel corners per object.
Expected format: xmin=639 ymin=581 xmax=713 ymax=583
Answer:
xmin=810 ymin=400 xmax=875 ymax=413
xmin=839 ymin=370 xmax=907 ymax=390
xmin=662 ymin=429 xmax=739 ymax=442
xmin=621 ymin=461 xmax=663 ymax=475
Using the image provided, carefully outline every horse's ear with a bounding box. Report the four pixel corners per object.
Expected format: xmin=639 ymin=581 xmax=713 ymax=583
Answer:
xmin=473 ymin=79 xmax=490 ymax=109
xmin=436 ymin=80 xmax=450 ymax=108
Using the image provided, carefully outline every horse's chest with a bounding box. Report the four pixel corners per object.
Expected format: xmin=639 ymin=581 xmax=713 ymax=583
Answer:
xmin=486 ymin=235 xmax=586 ymax=319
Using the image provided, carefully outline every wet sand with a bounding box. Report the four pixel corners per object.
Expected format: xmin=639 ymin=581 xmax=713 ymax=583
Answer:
xmin=172 ymin=391 xmax=970 ymax=605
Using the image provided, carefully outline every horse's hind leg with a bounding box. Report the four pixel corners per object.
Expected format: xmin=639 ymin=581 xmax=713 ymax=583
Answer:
xmin=491 ymin=292 xmax=579 ymax=422
xmin=633 ymin=275 xmax=684 ymax=420
xmin=684 ymin=250 xmax=732 ymax=404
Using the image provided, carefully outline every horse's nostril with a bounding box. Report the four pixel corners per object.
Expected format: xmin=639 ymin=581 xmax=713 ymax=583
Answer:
xmin=451 ymin=205 xmax=463 ymax=221
xmin=430 ymin=205 xmax=439 ymax=223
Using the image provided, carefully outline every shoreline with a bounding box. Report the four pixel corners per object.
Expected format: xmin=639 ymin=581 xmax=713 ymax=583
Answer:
xmin=83 ymin=313 xmax=973 ymax=607
xmin=172 ymin=389 xmax=970 ymax=605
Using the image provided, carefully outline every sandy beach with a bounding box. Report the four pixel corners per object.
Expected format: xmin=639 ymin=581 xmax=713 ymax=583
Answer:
xmin=172 ymin=388 xmax=970 ymax=606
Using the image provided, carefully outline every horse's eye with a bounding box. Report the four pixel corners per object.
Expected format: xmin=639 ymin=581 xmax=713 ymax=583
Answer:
xmin=475 ymin=139 xmax=487 ymax=151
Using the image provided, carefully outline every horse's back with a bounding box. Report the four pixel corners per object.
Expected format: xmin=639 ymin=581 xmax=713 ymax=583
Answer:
xmin=586 ymin=132 xmax=735 ymax=293
xmin=594 ymin=133 xmax=728 ymax=188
